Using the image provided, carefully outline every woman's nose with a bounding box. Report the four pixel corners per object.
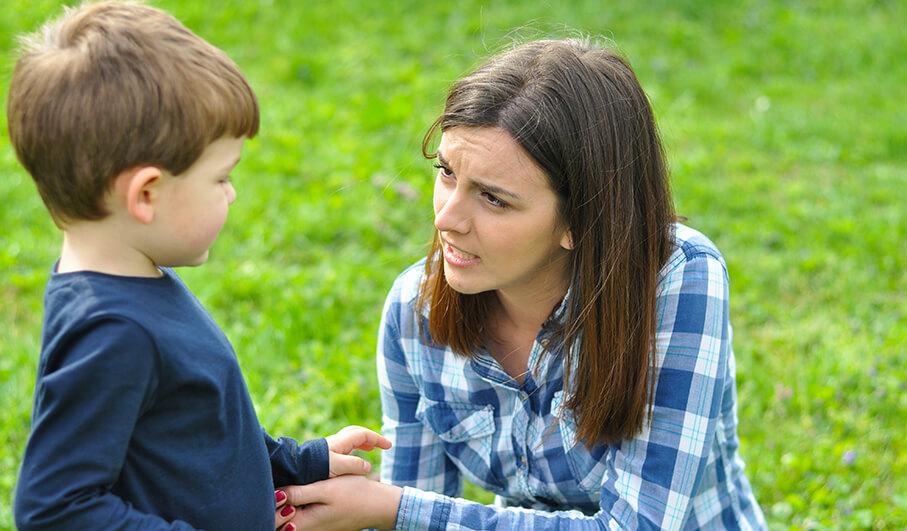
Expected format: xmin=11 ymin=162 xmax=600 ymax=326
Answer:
xmin=434 ymin=188 xmax=470 ymax=234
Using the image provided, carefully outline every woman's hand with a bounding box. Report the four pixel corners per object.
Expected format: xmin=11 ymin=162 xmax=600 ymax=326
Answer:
xmin=282 ymin=475 xmax=402 ymax=530
xmin=275 ymin=426 xmax=392 ymax=529
xmin=274 ymin=489 xmax=297 ymax=531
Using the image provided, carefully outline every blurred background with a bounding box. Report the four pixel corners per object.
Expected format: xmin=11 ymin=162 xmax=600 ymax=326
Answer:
xmin=1 ymin=1 xmax=904 ymax=528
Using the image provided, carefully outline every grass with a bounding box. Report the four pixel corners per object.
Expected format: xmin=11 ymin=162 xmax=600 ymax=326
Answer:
xmin=1 ymin=0 xmax=905 ymax=528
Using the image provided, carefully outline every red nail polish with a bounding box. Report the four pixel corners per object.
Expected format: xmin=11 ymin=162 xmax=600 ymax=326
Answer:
xmin=286 ymin=524 xmax=296 ymax=531
xmin=280 ymin=505 xmax=294 ymax=517
xmin=275 ymin=490 xmax=287 ymax=503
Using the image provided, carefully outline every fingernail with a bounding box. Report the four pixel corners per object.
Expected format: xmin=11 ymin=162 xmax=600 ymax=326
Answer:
xmin=275 ymin=490 xmax=287 ymax=503
xmin=286 ymin=524 xmax=296 ymax=531
xmin=280 ymin=505 xmax=295 ymax=517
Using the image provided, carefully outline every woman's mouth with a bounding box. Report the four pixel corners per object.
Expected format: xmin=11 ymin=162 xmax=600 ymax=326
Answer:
xmin=443 ymin=242 xmax=481 ymax=267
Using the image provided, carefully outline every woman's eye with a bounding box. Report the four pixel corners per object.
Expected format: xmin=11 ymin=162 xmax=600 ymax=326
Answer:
xmin=482 ymin=192 xmax=507 ymax=209
xmin=433 ymin=163 xmax=453 ymax=179
xmin=219 ymin=176 xmax=232 ymax=184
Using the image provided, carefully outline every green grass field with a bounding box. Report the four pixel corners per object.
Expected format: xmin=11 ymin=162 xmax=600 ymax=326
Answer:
xmin=1 ymin=1 xmax=904 ymax=528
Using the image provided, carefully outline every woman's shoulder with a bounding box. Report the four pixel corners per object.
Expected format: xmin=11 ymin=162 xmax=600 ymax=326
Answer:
xmin=384 ymin=258 xmax=428 ymax=315
xmin=671 ymin=222 xmax=725 ymax=261
xmin=660 ymin=222 xmax=728 ymax=279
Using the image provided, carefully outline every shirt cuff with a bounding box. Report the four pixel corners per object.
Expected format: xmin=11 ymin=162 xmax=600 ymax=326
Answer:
xmin=395 ymin=486 xmax=453 ymax=530
xmin=296 ymin=437 xmax=329 ymax=484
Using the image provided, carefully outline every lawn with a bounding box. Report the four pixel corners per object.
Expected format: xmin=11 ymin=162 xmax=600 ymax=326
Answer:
xmin=1 ymin=0 xmax=904 ymax=528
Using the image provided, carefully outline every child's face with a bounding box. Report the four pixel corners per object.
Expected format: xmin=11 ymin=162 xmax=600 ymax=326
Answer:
xmin=151 ymin=136 xmax=245 ymax=267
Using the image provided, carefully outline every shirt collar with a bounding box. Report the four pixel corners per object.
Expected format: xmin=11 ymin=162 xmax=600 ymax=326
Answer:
xmin=542 ymin=285 xmax=572 ymax=330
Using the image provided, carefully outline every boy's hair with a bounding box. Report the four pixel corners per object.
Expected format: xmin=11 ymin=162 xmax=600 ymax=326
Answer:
xmin=7 ymin=1 xmax=259 ymax=224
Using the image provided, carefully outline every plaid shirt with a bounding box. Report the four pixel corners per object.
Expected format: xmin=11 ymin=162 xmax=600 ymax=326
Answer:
xmin=377 ymin=224 xmax=766 ymax=530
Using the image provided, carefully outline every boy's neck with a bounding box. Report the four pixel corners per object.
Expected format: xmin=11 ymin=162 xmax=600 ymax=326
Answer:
xmin=59 ymin=222 xmax=161 ymax=278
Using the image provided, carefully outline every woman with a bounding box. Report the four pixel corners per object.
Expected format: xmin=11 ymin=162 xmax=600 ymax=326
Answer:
xmin=284 ymin=38 xmax=766 ymax=530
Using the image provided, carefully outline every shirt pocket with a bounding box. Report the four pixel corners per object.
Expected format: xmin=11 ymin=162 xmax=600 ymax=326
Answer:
xmin=551 ymin=390 xmax=609 ymax=493
xmin=416 ymin=397 xmax=501 ymax=486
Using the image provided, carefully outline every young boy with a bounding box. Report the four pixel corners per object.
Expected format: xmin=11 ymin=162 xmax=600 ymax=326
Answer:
xmin=9 ymin=3 xmax=388 ymax=529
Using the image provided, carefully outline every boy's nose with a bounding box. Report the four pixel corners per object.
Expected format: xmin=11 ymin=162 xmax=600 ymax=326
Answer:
xmin=225 ymin=182 xmax=237 ymax=204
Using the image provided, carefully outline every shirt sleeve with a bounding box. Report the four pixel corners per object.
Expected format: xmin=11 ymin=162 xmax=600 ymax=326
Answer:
xmin=391 ymin=252 xmax=733 ymax=530
xmin=376 ymin=292 xmax=463 ymax=499
xmin=265 ymin=431 xmax=330 ymax=486
xmin=14 ymin=318 xmax=197 ymax=530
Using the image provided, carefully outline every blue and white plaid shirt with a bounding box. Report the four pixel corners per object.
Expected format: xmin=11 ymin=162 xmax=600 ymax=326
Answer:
xmin=377 ymin=224 xmax=766 ymax=530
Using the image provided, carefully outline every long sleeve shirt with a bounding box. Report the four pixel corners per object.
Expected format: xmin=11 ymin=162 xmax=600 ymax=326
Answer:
xmin=15 ymin=267 xmax=328 ymax=530
xmin=377 ymin=223 xmax=766 ymax=530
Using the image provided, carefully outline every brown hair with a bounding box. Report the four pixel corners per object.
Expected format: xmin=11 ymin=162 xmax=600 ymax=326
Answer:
xmin=419 ymin=39 xmax=676 ymax=446
xmin=6 ymin=1 xmax=259 ymax=224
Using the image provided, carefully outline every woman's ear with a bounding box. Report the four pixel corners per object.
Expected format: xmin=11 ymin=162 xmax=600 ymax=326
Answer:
xmin=121 ymin=166 xmax=163 ymax=224
xmin=560 ymin=230 xmax=574 ymax=250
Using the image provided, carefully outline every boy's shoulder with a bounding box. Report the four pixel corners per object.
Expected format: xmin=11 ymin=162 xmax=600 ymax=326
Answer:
xmin=46 ymin=265 xmax=186 ymax=301
xmin=42 ymin=267 xmax=195 ymax=340
xmin=39 ymin=266 xmax=235 ymax=378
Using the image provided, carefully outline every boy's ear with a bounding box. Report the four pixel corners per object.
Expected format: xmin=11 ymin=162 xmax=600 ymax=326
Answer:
xmin=120 ymin=166 xmax=163 ymax=224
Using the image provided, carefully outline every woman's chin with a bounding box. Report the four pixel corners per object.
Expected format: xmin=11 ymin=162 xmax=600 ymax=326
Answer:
xmin=443 ymin=268 xmax=487 ymax=295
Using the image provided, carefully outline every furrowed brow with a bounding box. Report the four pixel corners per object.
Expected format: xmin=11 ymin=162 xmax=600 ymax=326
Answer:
xmin=437 ymin=151 xmax=522 ymax=200
xmin=475 ymin=180 xmax=522 ymax=201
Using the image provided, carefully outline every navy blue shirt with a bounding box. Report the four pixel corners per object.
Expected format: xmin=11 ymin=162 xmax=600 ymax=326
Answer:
xmin=15 ymin=267 xmax=329 ymax=530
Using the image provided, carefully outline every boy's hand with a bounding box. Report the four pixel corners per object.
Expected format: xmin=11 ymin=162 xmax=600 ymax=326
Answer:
xmin=325 ymin=425 xmax=392 ymax=477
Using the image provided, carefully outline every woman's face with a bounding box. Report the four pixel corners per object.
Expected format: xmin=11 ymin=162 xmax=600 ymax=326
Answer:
xmin=433 ymin=126 xmax=572 ymax=299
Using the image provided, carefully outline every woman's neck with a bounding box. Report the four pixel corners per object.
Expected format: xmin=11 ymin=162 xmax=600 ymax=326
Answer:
xmin=492 ymin=272 xmax=569 ymax=335
xmin=486 ymin=278 xmax=567 ymax=384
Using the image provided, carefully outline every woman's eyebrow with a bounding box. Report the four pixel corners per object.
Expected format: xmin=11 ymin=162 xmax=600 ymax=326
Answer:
xmin=476 ymin=181 xmax=522 ymax=200
xmin=437 ymin=151 xmax=522 ymax=200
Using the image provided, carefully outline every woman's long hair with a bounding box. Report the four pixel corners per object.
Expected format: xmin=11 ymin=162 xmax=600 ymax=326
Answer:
xmin=419 ymin=39 xmax=676 ymax=446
